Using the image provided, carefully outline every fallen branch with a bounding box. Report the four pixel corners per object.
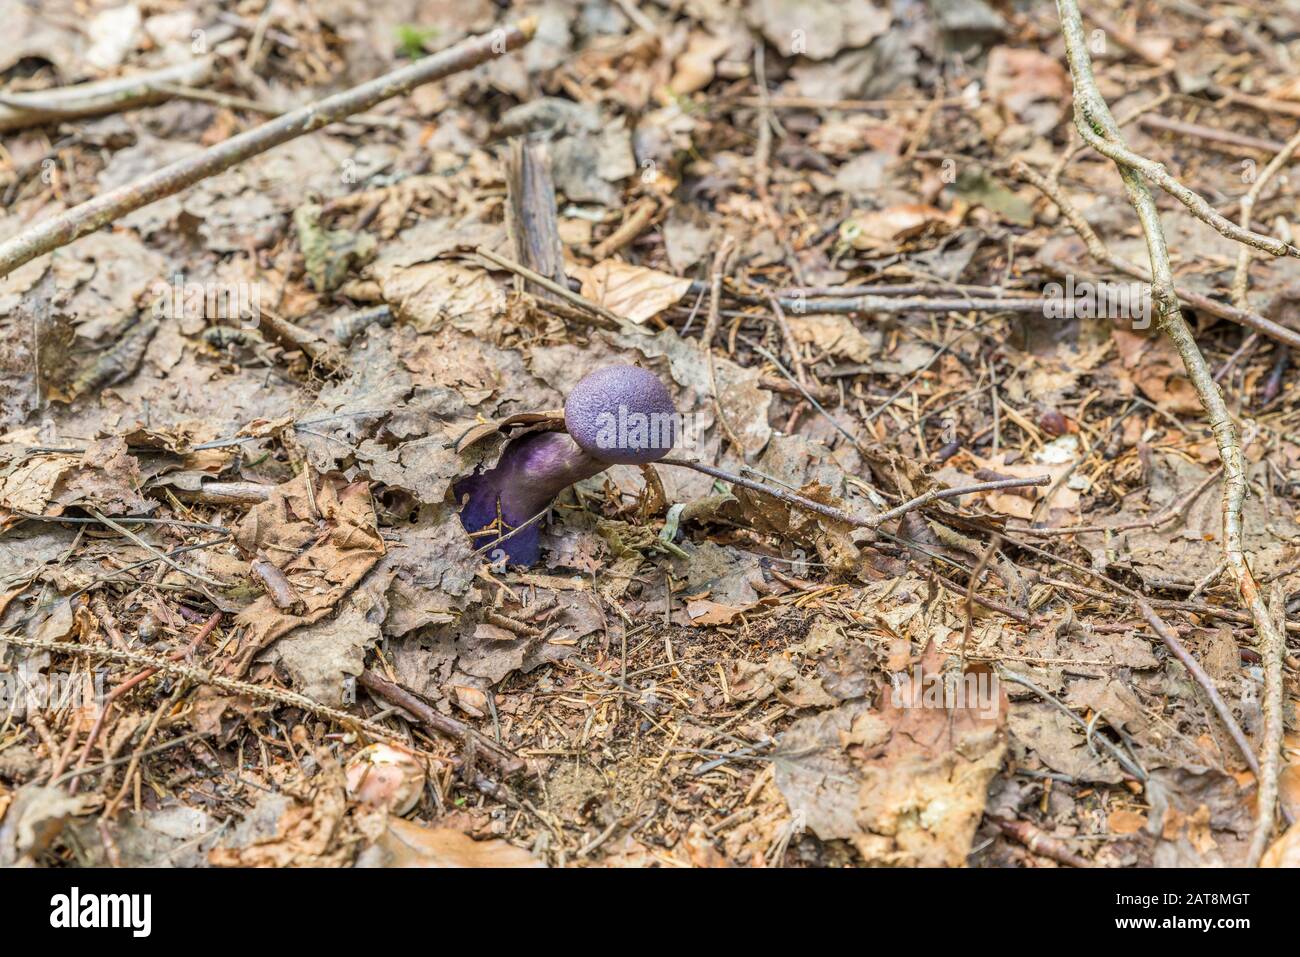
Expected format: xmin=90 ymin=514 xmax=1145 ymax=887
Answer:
xmin=1004 ymin=536 xmax=1271 ymax=785
xmin=0 ymin=56 xmax=216 ymax=132
xmin=0 ymin=633 xmax=406 ymax=747
xmin=1138 ymin=114 xmax=1294 ymax=156
xmin=1231 ymin=127 xmax=1300 ymax=309
xmin=357 ymin=669 xmax=525 ymax=778
xmin=0 ymin=20 xmax=537 ymax=280
xmin=1246 ymin=585 xmax=1287 ymax=866
xmin=660 ymin=457 xmax=1049 ymax=529
xmin=1059 ymin=20 xmax=1298 ymax=261
xmin=1054 ymin=0 xmax=1286 ymax=726
xmin=1012 ymin=160 xmax=1300 ymax=349
xmin=999 ymin=668 xmax=1147 ymax=781
xmin=1136 ymin=600 xmax=1259 ymax=781
xmin=995 ymin=817 xmax=1092 ymax=868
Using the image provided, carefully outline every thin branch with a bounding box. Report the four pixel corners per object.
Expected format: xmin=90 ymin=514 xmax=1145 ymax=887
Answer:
xmin=0 ymin=21 xmax=537 ymax=280
xmin=1012 ymin=160 xmax=1300 ymax=349
xmin=1005 ymin=531 xmax=1271 ymax=783
xmin=999 ymin=668 xmax=1147 ymax=781
xmin=1135 ymin=600 xmax=1259 ymax=781
xmin=0 ymin=56 xmax=215 ymax=132
xmin=476 ymin=244 xmax=635 ymax=331
xmin=89 ymin=509 xmax=225 ymax=588
xmin=0 ymin=633 xmax=405 ymax=746
xmin=1232 ymin=127 xmax=1300 ymax=309
xmin=357 ymin=669 xmax=524 ymax=777
xmin=1054 ymin=0 xmax=1286 ymax=715
xmin=1246 ymin=584 xmax=1287 ymax=866
xmin=660 ymin=457 xmax=1048 ymax=529
xmin=1060 ymin=16 xmax=1299 ymax=261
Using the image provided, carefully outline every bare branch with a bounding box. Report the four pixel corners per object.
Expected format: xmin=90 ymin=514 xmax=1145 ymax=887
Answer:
xmin=1054 ymin=0 xmax=1287 ymax=804
xmin=1232 ymin=127 xmax=1300 ymax=308
xmin=1012 ymin=159 xmax=1300 ymax=350
xmin=0 ymin=21 xmax=536 ymax=281
xmin=0 ymin=55 xmax=215 ymax=132
xmin=1058 ymin=11 xmax=1299 ymax=261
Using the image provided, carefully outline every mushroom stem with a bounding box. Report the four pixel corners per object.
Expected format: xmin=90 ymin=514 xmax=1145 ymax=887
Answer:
xmin=455 ymin=431 xmax=604 ymax=565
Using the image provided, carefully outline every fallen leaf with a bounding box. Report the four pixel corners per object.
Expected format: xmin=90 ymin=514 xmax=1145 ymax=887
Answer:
xmin=357 ymin=818 xmax=544 ymax=868
xmin=841 ymin=204 xmax=958 ymax=251
xmin=580 ymin=261 xmax=692 ymax=324
xmin=775 ymin=644 xmax=1007 ymax=865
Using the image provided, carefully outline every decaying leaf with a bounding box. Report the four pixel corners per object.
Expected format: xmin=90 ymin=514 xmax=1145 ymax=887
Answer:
xmin=356 ymin=818 xmax=544 ymax=868
xmin=775 ymin=644 xmax=1007 ymax=865
xmin=232 ymin=475 xmax=385 ymax=674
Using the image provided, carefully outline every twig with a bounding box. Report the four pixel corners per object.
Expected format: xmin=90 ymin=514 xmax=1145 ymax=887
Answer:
xmin=1048 ymin=91 xmax=1172 ymax=184
xmin=766 ymin=296 xmax=809 ymax=386
xmin=55 ymin=732 xmax=211 ymax=789
xmin=1058 ymin=8 xmax=1298 ymax=260
xmin=1138 ymin=114 xmax=1293 ymax=155
xmin=1053 ymin=0 xmax=1292 ymax=719
xmin=1232 ymin=128 xmax=1300 ymax=309
xmin=256 ymin=308 xmax=346 ymax=374
xmin=739 ymin=334 xmax=853 ymax=447
xmin=475 ymin=245 xmax=634 ymax=331
xmin=466 ymin=505 xmax=550 ymax=561
xmin=14 ymin=511 xmax=227 ymax=533
xmin=1134 ymin=600 xmax=1261 ymax=781
xmin=999 ymin=668 xmax=1147 ymax=781
xmin=995 ymin=817 xmax=1092 ymax=867
xmin=1013 ymin=161 xmax=1300 ymax=349
xmin=1011 ymin=467 xmax=1222 ymax=537
xmin=0 ymin=56 xmax=216 ymax=132
xmin=866 ymin=321 xmax=987 ymax=423
xmin=89 ymin=510 xmax=225 ymax=588
xmin=0 ymin=21 xmax=537 ymax=280
xmin=962 ymin=536 xmax=1001 ymax=666
xmin=1246 ymin=584 xmax=1286 ymax=866
xmin=0 ymin=632 xmax=410 ymax=746
xmin=660 ymin=457 xmax=1048 ymax=529
xmin=1002 ymin=532 xmax=1275 ymax=782
xmin=1204 ymin=83 xmax=1300 ymax=120
xmin=144 ymin=82 xmax=407 ymax=129
xmin=591 ymin=199 xmax=657 ymax=261
xmin=357 ymin=669 xmax=524 ymax=777
xmin=702 ymin=238 xmax=744 ymax=454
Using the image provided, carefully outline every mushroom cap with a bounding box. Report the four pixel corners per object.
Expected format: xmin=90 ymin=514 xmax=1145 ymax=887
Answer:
xmin=564 ymin=365 xmax=677 ymax=464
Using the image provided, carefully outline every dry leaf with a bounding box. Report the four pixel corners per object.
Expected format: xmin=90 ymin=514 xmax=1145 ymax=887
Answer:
xmin=580 ymin=261 xmax=692 ymax=324
xmin=358 ymin=818 xmax=544 ymax=868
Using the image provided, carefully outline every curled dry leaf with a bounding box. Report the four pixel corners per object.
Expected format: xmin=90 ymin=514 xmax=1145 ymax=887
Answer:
xmin=231 ymin=475 xmax=385 ymax=672
xmin=840 ymin=204 xmax=960 ymax=252
xmin=345 ymin=744 xmax=427 ymax=815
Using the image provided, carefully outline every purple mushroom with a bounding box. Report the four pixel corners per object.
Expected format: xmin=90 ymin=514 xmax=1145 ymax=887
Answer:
xmin=455 ymin=365 xmax=677 ymax=566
